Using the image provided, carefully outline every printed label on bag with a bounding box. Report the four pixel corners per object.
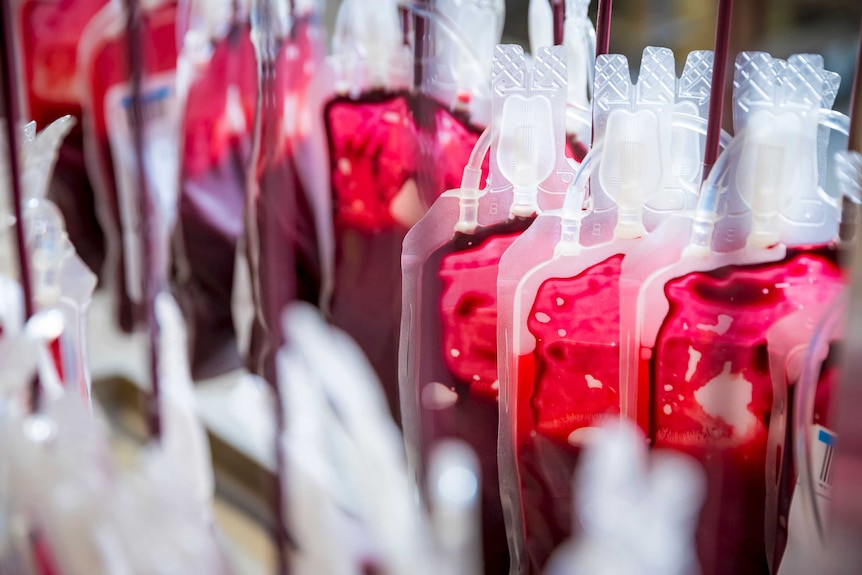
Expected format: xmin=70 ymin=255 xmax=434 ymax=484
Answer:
xmin=778 ymin=424 xmax=838 ymax=574
xmin=105 ymin=72 xmax=179 ymax=302
xmin=811 ymin=424 xmax=836 ymax=500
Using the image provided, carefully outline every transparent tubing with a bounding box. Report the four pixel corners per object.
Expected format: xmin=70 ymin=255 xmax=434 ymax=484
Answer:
xmin=687 ymin=128 xmax=745 ymax=255
xmin=687 ymin=109 xmax=851 ymax=254
xmin=399 ymin=1 xmax=493 ymax=101
xmin=462 ymin=125 xmax=496 ymax=189
xmin=557 ymin=141 xmax=598 ymax=253
xmin=794 ymin=290 xmax=848 ymax=543
xmin=556 ymin=111 xmax=733 ymax=253
xmin=820 ymin=109 xmax=851 ymax=135
xmin=585 ymin=25 xmax=596 ymax=102
xmin=456 ymin=124 xmax=497 ymax=233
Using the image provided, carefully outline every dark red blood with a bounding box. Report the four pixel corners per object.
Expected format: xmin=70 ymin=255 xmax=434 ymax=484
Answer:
xmin=49 ymin=336 xmax=64 ymax=384
xmin=513 ymin=348 xmax=586 ymax=571
xmin=17 ymin=0 xmax=108 ymax=275
xmin=511 ymin=254 xmax=623 ymax=572
xmin=813 ymin=345 xmax=841 ymax=429
xmin=174 ymin=22 xmax=256 ymax=379
xmin=326 ymin=91 xmax=487 ymax=420
xmin=565 ymin=135 xmax=588 ymax=163
xmin=82 ymin=2 xmax=178 ymax=330
xmin=416 ymin=216 xmax=534 ymax=575
xmin=439 ymin=234 xmax=523 ymax=400
xmin=247 ymin=16 xmax=322 ymax=383
xmin=326 ymin=92 xmax=416 ymax=421
xmin=31 ymin=532 xmax=60 ymax=575
xmin=327 ymin=91 xmax=417 ymax=233
xmin=651 ymin=247 xmax=844 ymax=575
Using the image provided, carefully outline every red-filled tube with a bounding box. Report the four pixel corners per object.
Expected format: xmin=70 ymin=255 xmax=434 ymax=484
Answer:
xmin=594 ymin=0 xmax=612 ymax=58
xmin=702 ymin=0 xmax=734 ymax=182
xmin=0 ymin=0 xmax=40 ymax=407
xmin=125 ymin=0 xmax=162 ymax=439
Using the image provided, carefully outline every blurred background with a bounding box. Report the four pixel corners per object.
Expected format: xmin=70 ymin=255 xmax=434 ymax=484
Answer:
xmin=69 ymin=2 xmax=862 ymax=573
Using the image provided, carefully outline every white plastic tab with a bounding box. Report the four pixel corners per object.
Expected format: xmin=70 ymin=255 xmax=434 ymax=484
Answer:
xmin=489 ymin=45 xmax=571 ymax=213
xmin=727 ymin=52 xmax=840 ymax=250
xmin=332 ymin=0 xmax=405 ymax=93
xmin=586 ymin=47 xmax=676 ymax=242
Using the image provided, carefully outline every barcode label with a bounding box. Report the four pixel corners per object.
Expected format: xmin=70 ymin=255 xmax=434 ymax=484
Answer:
xmin=812 ymin=424 xmax=836 ymax=499
xmin=121 ymin=86 xmax=171 ymax=128
xmin=105 ymin=72 xmax=179 ymax=302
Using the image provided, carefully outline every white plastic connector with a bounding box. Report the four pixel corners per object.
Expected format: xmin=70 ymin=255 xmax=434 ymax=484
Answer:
xmin=490 ymin=45 xmax=568 ymax=216
xmin=729 ymin=52 xmax=841 ymax=250
xmin=683 ymin=188 xmax=721 ymax=258
xmin=497 ymin=94 xmax=555 ymax=216
xmin=600 ymin=109 xmax=657 ymax=239
xmin=556 ymin=182 xmax=590 ymax=257
xmin=25 ymin=200 xmax=69 ymax=309
xmin=659 ymin=51 xmax=713 ymax=220
xmin=455 ymin=125 xmax=495 ymax=233
xmin=587 ymin=47 xmax=674 ymax=242
xmin=683 ymin=123 xmax=749 ymax=258
xmin=779 ymin=54 xmax=840 ymax=247
xmin=455 ymin=165 xmax=484 ymax=234
xmin=439 ymin=0 xmax=504 ymax=100
xmin=739 ymin=110 xmax=806 ymax=249
xmin=332 ymin=0 xmax=402 ymax=92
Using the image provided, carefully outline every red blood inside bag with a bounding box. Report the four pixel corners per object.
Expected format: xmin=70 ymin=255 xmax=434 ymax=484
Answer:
xmin=565 ymin=135 xmax=589 ymax=163
xmin=417 ymin=216 xmax=534 ymax=575
xmin=175 ymin=23 xmax=257 ymax=379
xmin=326 ymin=91 xmax=487 ymax=420
xmin=327 ymin=91 xmax=416 ymax=233
xmin=438 ymin=233 xmax=526 ymax=400
xmin=528 ymin=255 xmax=623 ymax=439
xmin=17 ymin=0 xmax=108 ymax=275
xmin=513 ymin=253 xmax=624 ymax=572
xmin=649 ymin=247 xmax=844 ymax=575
